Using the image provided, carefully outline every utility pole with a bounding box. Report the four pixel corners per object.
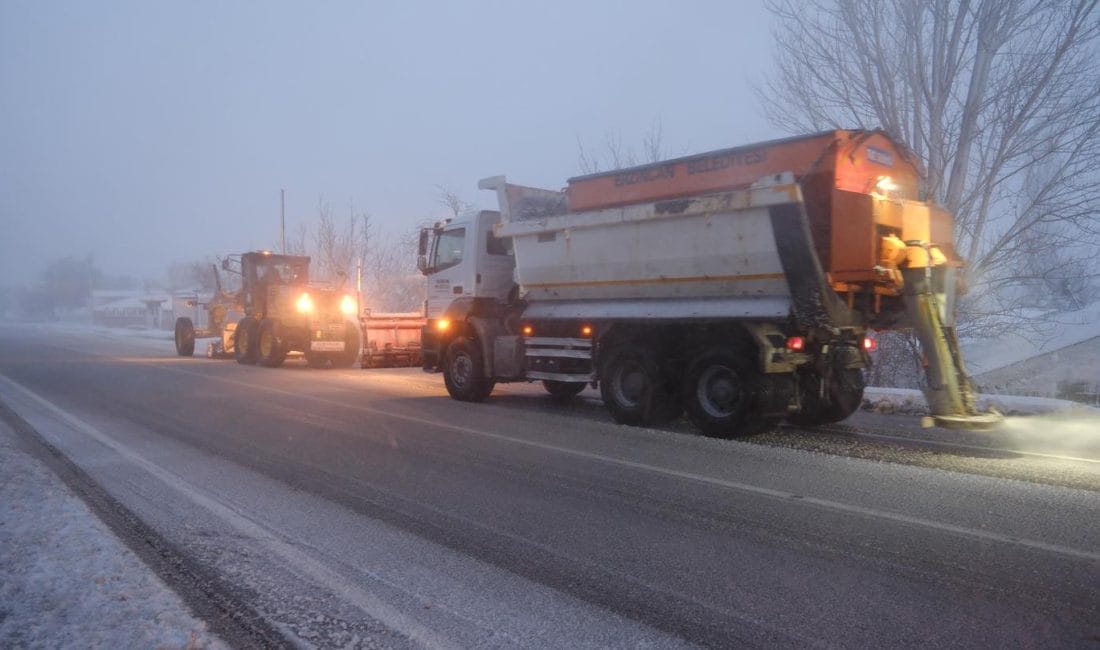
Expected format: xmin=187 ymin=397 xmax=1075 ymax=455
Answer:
xmin=280 ymin=189 xmax=286 ymax=254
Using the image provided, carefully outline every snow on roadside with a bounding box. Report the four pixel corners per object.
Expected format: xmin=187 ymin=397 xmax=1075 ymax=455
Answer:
xmin=864 ymin=386 xmax=1100 ymax=416
xmin=34 ymin=320 xmax=174 ymax=342
xmin=0 ymin=421 xmax=226 ymax=649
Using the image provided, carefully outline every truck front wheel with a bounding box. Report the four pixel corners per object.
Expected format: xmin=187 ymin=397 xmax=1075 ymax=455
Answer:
xmin=174 ymin=317 xmax=195 ymax=357
xmin=683 ymin=348 xmax=757 ymax=437
xmin=443 ymin=337 xmax=495 ymax=402
xmin=599 ymin=344 xmax=676 ymax=426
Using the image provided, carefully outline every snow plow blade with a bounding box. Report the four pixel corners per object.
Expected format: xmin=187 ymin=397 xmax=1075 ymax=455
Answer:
xmin=902 ymin=266 xmax=1003 ymax=431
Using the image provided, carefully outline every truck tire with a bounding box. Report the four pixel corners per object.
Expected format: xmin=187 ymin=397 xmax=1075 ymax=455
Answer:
xmin=305 ymin=352 xmax=330 ymax=368
xmin=542 ymin=380 xmax=587 ymax=400
xmin=330 ymin=321 xmax=360 ymax=368
xmin=599 ymin=343 xmax=676 ymax=426
xmin=174 ymin=317 xmax=195 ymax=357
xmin=443 ymin=336 xmax=495 ymax=402
xmin=789 ymin=368 xmax=865 ymax=426
xmin=256 ymin=318 xmax=286 ymax=368
xmin=234 ymin=317 xmax=259 ymax=365
xmin=683 ymin=347 xmax=757 ymax=437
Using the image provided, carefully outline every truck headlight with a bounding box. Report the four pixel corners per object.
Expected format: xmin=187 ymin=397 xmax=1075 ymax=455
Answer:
xmin=296 ymin=292 xmax=314 ymax=313
xmin=340 ymin=294 xmax=356 ymax=316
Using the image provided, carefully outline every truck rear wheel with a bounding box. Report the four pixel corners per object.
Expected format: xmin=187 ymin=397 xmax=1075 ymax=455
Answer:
xmin=789 ymin=368 xmax=865 ymax=426
xmin=683 ymin=347 xmax=757 ymax=437
xmin=599 ymin=343 xmax=677 ymax=426
xmin=542 ymin=380 xmax=587 ymax=400
xmin=234 ymin=317 xmax=258 ymax=365
xmin=443 ymin=337 xmax=495 ymax=402
xmin=174 ymin=317 xmax=195 ymax=357
xmin=256 ymin=319 xmax=286 ymax=368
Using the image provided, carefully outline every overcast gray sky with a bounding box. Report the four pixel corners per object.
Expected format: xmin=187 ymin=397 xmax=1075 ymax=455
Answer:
xmin=0 ymin=1 xmax=779 ymax=286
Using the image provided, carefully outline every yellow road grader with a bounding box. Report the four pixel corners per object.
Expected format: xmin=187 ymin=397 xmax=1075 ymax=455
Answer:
xmin=173 ymin=251 xmax=360 ymax=368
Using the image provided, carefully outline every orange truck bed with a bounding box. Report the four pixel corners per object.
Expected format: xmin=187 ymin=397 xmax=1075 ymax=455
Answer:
xmin=566 ymin=130 xmax=920 ymax=210
xmin=566 ymin=130 xmax=953 ymax=290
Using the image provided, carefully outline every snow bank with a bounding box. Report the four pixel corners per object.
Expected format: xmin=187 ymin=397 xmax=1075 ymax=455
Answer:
xmin=864 ymin=386 xmax=1100 ymax=416
xmin=0 ymin=422 xmax=225 ymax=649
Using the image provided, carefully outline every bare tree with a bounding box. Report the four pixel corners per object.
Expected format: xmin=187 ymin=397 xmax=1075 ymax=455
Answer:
xmin=310 ymin=197 xmax=368 ymax=284
xmin=40 ymin=254 xmax=100 ymax=313
xmin=361 ymin=225 xmax=425 ymax=312
xmin=286 ymin=222 xmax=310 ymax=257
xmin=577 ymin=118 xmax=669 ymax=174
xmin=761 ymin=0 xmax=1100 ymax=335
xmin=165 ymin=258 xmax=218 ymax=293
xmin=287 ymin=195 xmax=423 ymax=311
xmin=435 ymin=185 xmax=473 ymax=218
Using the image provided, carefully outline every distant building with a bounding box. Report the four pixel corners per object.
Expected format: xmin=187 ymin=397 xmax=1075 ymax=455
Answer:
xmin=92 ymin=290 xmax=170 ymax=329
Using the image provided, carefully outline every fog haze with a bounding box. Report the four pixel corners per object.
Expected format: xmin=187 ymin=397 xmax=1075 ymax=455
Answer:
xmin=1 ymin=1 xmax=776 ymax=285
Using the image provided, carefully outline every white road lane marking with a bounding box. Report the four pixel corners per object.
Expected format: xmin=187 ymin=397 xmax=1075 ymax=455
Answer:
xmin=0 ymin=373 xmax=461 ymax=650
xmin=150 ymin=363 xmax=1100 ymax=565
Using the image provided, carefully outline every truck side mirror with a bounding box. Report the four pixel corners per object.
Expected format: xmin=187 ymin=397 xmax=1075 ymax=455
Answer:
xmin=418 ymin=229 xmax=429 ymax=256
xmin=417 ymin=228 xmax=430 ymax=273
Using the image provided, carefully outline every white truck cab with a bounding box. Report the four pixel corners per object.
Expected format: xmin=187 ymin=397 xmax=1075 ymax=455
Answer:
xmin=420 ymin=210 xmax=513 ymax=320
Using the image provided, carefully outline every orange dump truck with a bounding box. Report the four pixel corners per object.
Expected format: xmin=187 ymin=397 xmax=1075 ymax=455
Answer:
xmin=417 ymin=130 xmax=998 ymax=435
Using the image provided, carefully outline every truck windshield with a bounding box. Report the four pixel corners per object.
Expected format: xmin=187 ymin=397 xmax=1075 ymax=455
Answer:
xmin=432 ymin=228 xmax=466 ymax=271
xmin=255 ymin=261 xmax=307 ymax=284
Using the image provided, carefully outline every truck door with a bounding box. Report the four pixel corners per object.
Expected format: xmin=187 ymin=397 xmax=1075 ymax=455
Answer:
xmin=425 ymin=224 xmax=473 ymax=319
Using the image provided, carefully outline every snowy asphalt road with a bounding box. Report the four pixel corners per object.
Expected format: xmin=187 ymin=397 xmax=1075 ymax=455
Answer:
xmin=1 ymin=325 xmax=1098 ymax=648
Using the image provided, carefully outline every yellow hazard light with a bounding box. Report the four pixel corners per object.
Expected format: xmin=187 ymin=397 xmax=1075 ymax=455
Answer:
xmin=522 ymin=325 xmax=534 ymax=336
xmin=873 ymin=175 xmax=898 ymax=195
xmin=296 ymin=292 xmax=314 ymax=313
xmin=436 ymin=318 xmax=451 ymax=332
xmin=340 ymin=294 xmax=356 ymax=316
xmin=580 ymin=325 xmax=593 ymax=337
